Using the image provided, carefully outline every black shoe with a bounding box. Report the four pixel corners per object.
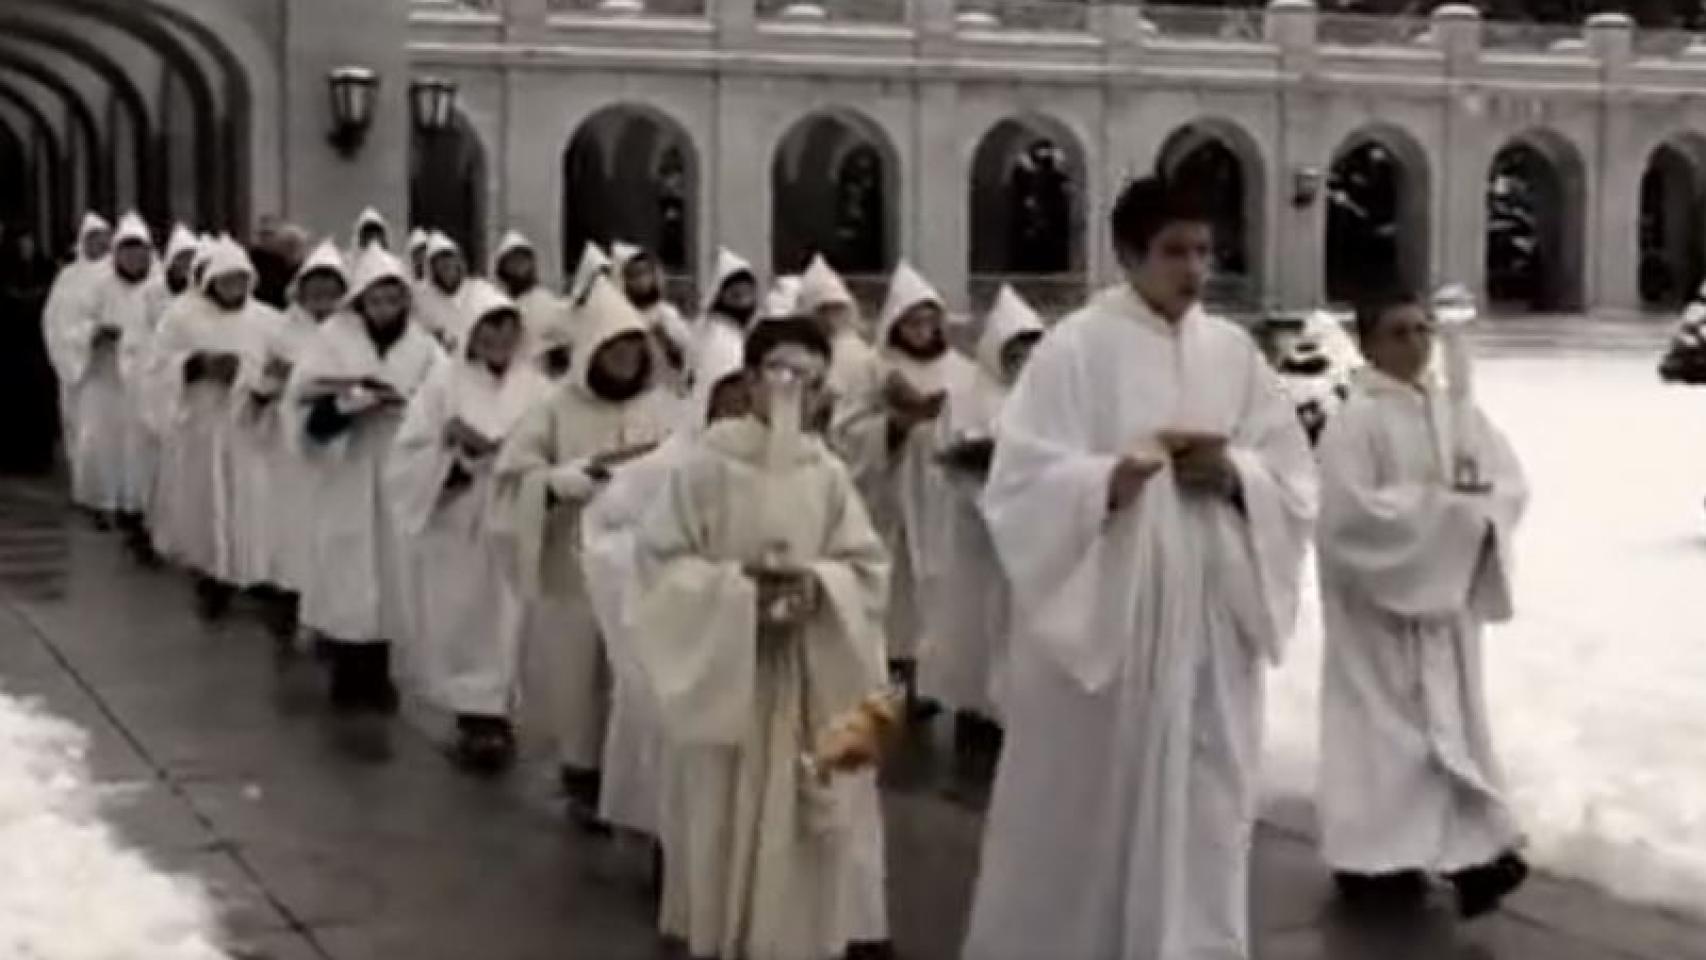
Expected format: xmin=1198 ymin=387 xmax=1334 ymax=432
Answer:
xmin=1333 ymin=869 xmax=1430 ymax=922
xmin=194 ymin=577 xmax=234 ymax=621
xmin=326 ymin=641 xmax=364 ymax=712
xmin=1448 ymin=852 xmax=1530 ymax=919
xmin=365 ymin=642 xmax=400 ymax=716
xmin=560 ymin=766 xmax=608 ymax=834
xmin=453 ymin=715 xmax=515 ymax=774
xmin=845 ymin=941 xmax=896 ymax=960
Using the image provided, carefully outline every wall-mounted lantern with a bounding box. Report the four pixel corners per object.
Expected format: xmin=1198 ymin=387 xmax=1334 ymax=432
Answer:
xmin=1291 ymin=165 xmax=1324 ymax=208
xmin=328 ymin=67 xmax=380 ymax=158
xmin=409 ymin=77 xmax=459 ymax=136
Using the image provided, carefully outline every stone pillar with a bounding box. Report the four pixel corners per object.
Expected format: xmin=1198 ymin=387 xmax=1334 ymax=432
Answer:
xmin=717 ymin=0 xmax=757 ymax=44
xmin=282 ymin=0 xmax=411 ymax=243
xmin=1589 ymin=12 xmax=1637 ymax=314
xmin=1268 ymin=0 xmax=1319 ymax=309
xmin=502 ymin=75 xmax=564 ymax=286
xmin=1433 ymin=4 xmax=1485 ymax=299
xmin=914 ymin=82 xmax=965 ymax=308
xmin=505 ymin=0 xmax=550 ymax=36
xmin=711 ymin=79 xmax=767 ymax=282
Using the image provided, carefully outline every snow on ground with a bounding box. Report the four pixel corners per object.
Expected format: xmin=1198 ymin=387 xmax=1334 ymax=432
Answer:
xmin=0 ymin=687 xmax=227 ymax=959
xmin=1264 ymin=347 xmax=1706 ymax=920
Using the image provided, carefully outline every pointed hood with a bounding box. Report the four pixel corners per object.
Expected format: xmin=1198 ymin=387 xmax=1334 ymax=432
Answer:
xmin=611 ymin=241 xmax=644 ymax=273
xmin=797 ymin=254 xmax=856 ymax=317
xmin=975 ymin=284 xmax=1045 ymax=377
xmin=408 ymin=227 xmax=430 ymax=255
xmin=458 ymin=280 xmax=520 ymax=360
xmin=164 ymin=224 xmax=200 ymax=265
xmin=112 ymin=212 xmax=153 ymax=251
xmin=568 ymin=274 xmax=650 ymax=395
xmin=74 ymin=212 xmax=111 ymax=263
xmin=345 ymin=245 xmax=412 ymax=305
xmin=877 ymin=260 xmax=944 ymax=346
xmin=351 ymin=206 xmax=390 ymax=250
xmin=197 ymin=237 xmax=256 ymax=297
xmin=293 ymin=239 xmax=349 ymax=287
xmin=568 ymin=241 xmax=612 ymax=304
xmin=687 ymin=318 xmax=747 ymax=432
xmin=702 ymin=246 xmax=756 ymax=314
xmin=762 ymin=275 xmax=803 ymax=321
xmin=423 ymin=230 xmax=461 ymax=263
xmin=490 ymin=229 xmax=534 ymax=274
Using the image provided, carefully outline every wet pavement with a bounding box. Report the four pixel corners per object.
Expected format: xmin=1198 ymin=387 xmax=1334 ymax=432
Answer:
xmin=0 ymin=461 xmax=1702 ymax=959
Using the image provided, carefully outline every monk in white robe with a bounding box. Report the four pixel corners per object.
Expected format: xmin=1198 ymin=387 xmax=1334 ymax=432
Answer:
xmin=831 ymin=262 xmax=971 ymax=695
xmin=126 ymin=224 xmax=202 ymax=562
xmin=614 ymin=241 xmax=693 ymax=404
xmin=229 ymin=241 xmax=350 ymax=638
xmin=921 ymin=285 xmax=1044 ymax=760
xmin=489 ymin=276 xmax=676 ymax=820
xmin=1316 ymin=294 xmax=1530 ymax=919
xmin=285 ymin=246 xmax=444 ymax=712
xmin=690 ymin=248 xmax=759 ymax=372
xmin=62 ymin=213 xmax=156 ymax=522
xmin=797 ymin=255 xmax=876 ymax=419
xmin=407 ymin=227 xmax=431 ymax=281
xmin=963 ymin=178 xmax=1317 ymax=960
xmin=388 ymin=284 xmax=551 ymax=769
xmin=349 ymin=206 xmax=392 ymax=255
xmin=43 ymin=213 xmax=113 ymax=464
xmin=632 ymin=317 xmax=891 ymax=960
xmin=580 ymin=322 xmax=748 ymax=845
xmin=149 ymin=238 xmax=273 ymax=618
xmin=567 ymin=241 xmax=613 ymax=309
xmin=490 ymin=230 xmax=570 ymax=370
xmin=414 ymin=232 xmax=479 ymax=349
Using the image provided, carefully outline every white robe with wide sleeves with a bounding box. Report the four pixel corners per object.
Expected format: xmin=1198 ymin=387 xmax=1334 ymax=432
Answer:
xmin=285 ymin=283 xmax=444 ymax=643
xmin=387 ymin=319 xmax=550 ymax=717
xmin=963 ymin=286 xmax=1317 ymax=960
xmin=1315 ymin=371 xmax=1528 ymax=874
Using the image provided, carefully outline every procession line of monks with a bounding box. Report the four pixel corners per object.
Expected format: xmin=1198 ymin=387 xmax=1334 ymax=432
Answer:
xmin=36 ymin=173 xmax=1533 ymax=960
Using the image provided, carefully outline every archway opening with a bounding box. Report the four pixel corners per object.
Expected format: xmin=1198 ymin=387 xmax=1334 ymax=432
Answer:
xmin=1325 ymin=130 xmax=1430 ymax=305
xmin=0 ymin=120 xmax=28 ymax=233
xmin=1639 ymin=138 xmax=1706 ymax=309
xmin=771 ymin=110 xmax=898 ymax=299
xmin=410 ymin=113 xmax=487 ymax=269
xmin=1486 ymin=133 xmax=1586 ymax=313
xmin=562 ymin=105 xmax=697 ymax=293
xmin=1157 ymin=120 xmax=1264 ymax=308
xmin=968 ymin=116 xmax=1084 ymax=314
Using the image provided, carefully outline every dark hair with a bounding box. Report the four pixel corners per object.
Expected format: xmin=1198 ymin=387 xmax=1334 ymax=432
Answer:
xmin=744 ymin=316 xmax=833 ymax=370
xmin=1353 ymin=289 xmax=1425 ymax=343
xmin=1109 ymin=176 xmax=1212 ymax=263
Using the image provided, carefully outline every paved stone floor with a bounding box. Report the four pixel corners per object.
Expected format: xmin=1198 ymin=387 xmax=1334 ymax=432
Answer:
xmin=0 ymin=475 xmax=1701 ymax=960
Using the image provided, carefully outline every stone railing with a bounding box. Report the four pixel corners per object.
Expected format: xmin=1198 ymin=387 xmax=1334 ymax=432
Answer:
xmin=415 ymin=0 xmax=1706 ymax=66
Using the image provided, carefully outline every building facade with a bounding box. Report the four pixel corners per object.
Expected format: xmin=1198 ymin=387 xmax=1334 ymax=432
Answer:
xmin=9 ymin=0 xmax=1706 ymax=316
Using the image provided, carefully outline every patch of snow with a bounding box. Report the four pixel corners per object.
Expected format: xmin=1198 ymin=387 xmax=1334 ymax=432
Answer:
xmin=0 ymin=689 xmax=227 ymax=959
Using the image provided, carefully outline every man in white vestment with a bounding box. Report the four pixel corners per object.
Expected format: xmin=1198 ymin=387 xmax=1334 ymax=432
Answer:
xmin=285 ymin=246 xmax=445 ymax=712
xmin=832 ymin=262 xmax=970 ymax=702
xmin=797 ymin=254 xmax=876 ymax=420
xmin=489 ymin=276 xmax=676 ymax=822
xmin=388 ymin=283 xmax=551 ymax=770
xmin=125 ymin=224 xmax=202 ymax=563
xmin=149 ymin=238 xmax=274 ymax=619
xmin=962 ymin=177 xmax=1318 ymax=960
xmin=230 ymin=241 xmax=350 ymax=640
xmin=62 ymin=213 xmax=156 ymax=525
xmin=1316 ymin=292 xmax=1531 ymax=921
xmin=921 ymin=284 xmax=1044 ymax=773
xmin=43 ymin=213 xmax=113 ymax=463
xmin=407 ymin=227 xmax=431 ymax=281
xmin=490 ymin=230 xmax=570 ymax=371
xmin=632 ymin=316 xmax=892 ymax=960
xmin=691 ymin=248 xmax=759 ymax=361
xmin=414 ymin=232 xmax=478 ymax=349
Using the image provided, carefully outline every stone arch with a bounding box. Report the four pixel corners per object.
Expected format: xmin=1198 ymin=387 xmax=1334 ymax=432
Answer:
xmin=411 ymin=110 xmax=488 ymax=269
xmin=1324 ymin=122 xmax=1432 ymax=305
xmin=0 ymin=83 xmax=63 ymax=244
xmin=562 ymin=102 xmax=700 ymax=282
xmin=1486 ymin=128 xmax=1587 ymax=312
xmin=967 ymin=112 xmax=1087 ymax=310
xmin=1638 ymin=133 xmax=1706 ymax=308
xmin=771 ymin=107 xmax=901 ymax=280
xmin=0 ymin=53 xmax=104 ymax=219
xmin=1156 ymin=117 xmax=1266 ymax=304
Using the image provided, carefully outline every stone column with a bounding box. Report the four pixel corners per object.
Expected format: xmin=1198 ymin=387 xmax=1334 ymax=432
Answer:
xmin=502 ymin=75 xmax=565 ymax=285
xmin=914 ymin=82 xmax=965 ymax=309
xmin=1588 ymin=12 xmax=1638 ymax=314
xmin=1433 ymin=4 xmax=1485 ymax=299
xmin=1268 ymin=0 xmax=1320 ymax=309
xmin=282 ymin=0 xmax=411 ymax=242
